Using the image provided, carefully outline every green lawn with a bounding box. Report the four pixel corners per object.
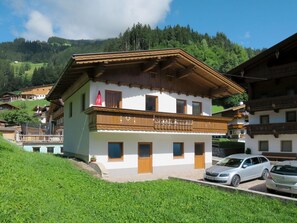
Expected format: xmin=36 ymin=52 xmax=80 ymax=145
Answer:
xmin=0 ymin=137 xmax=296 ymax=222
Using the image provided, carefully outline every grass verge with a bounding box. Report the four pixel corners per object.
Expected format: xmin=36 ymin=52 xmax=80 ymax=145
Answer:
xmin=0 ymin=136 xmax=296 ymax=222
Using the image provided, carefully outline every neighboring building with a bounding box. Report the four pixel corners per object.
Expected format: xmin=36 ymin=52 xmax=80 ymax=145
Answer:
xmin=47 ymin=49 xmax=244 ymax=179
xmin=0 ymin=119 xmax=17 ymax=141
xmin=0 ymin=103 xmax=20 ymax=112
xmin=20 ymin=84 xmax=53 ymax=100
xmin=213 ymin=104 xmax=248 ymax=142
xmin=33 ymin=105 xmax=49 ymax=124
xmin=229 ymin=33 xmax=297 ymax=158
xmin=46 ymin=99 xmax=64 ymax=135
xmin=0 ymin=92 xmax=22 ymax=102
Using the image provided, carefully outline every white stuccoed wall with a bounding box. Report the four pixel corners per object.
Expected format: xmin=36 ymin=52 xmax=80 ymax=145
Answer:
xmin=246 ymin=134 xmax=297 ymax=154
xmin=249 ymin=108 xmax=297 ymax=124
xmin=64 ymin=82 xmax=90 ymax=157
xmin=247 ymin=108 xmax=297 ymax=154
xmin=89 ymin=82 xmax=212 ymax=115
xmin=89 ymin=132 xmax=212 ymax=170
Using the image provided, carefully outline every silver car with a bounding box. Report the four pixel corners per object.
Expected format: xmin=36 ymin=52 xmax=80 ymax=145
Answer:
xmin=266 ymin=161 xmax=297 ymax=195
xmin=204 ymin=154 xmax=271 ymax=187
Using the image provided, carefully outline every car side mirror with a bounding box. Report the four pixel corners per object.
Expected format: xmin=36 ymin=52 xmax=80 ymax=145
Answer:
xmin=242 ymin=164 xmax=248 ymax=168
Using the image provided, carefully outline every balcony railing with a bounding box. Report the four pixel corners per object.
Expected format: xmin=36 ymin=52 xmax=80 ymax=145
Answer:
xmin=247 ymin=122 xmax=297 ymax=138
xmin=18 ymin=134 xmax=63 ymax=143
xmin=246 ymin=95 xmax=297 ymax=114
xmin=85 ymin=106 xmax=231 ymax=134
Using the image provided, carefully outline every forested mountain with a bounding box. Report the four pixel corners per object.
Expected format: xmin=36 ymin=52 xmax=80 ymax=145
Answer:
xmin=0 ymin=24 xmax=262 ymax=96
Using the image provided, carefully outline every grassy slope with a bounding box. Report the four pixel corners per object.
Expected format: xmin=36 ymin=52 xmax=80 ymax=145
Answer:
xmin=11 ymin=62 xmax=45 ymax=78
xmin=0 ymin=137 xmax=296 ymax=222
xmin=9 ymin=99 xmax=49 ymax=115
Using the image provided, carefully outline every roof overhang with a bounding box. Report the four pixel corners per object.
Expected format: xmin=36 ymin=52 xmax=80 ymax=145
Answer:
xmin=47 ymin=49 xmax=244 ymax=101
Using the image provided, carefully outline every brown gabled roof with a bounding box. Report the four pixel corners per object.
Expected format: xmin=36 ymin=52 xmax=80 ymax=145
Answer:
xmin=0 ymin=103 xmax=20 ymax=110
xmin=229 ymin=33 xmax=297 ymax=75
xmin=47 ymin=49 xmax=244 ymax=100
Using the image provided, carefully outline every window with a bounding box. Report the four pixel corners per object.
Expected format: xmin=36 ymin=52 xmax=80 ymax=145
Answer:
xmin=260 ymin=115 xmax=269 ymax=124
xmin=286 ymin=111 xmax=296 ymax=122
xmin=259 ymin=157 xmax=269 ymax=163
xmin=61 ymin=147 xmax=64 ymax=153
xmin=81 ymin=93 xmax=86 ymax=111
xmin=259 ymin=141 xmax=269 ymax=151
xmin=69 ymin=102 xmax=73 ymax=118
xmin=251 ymin=157 xmax=260 ymax=165
xmin=106 ymin=90 xmax=122 ymax=108
xmin=108 ymin=142 xmax=123 ymax=160
xmin=146 ymin=95 xmax=158 ymax=111
xmin=176 ymin=99 xmax=186 ymax=114
xmin=243 ymin=158 xmax=252 ymax=167
xmin=192 ymin=101 xmax=202 ymax=115
xmin=33 ymin=147 xmax=40 ymax=152
xmin=281 ymin=141 xmax=292 ymax=152
xmin=173 ymin=143 xmax=184 ymax=158
xmin=47 ymin=147 xmax=54 ymax=153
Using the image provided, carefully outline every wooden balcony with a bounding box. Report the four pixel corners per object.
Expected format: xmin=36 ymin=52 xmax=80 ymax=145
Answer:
xmin=18 ymin=134 xmax=63 ymax=143
xmin=247 ymin=122 xmax=297 ymax=138
xmin=246 ymin=95 xmax=297 ymax=114
xmin=85 ymin=107 xmax=231 ymax=134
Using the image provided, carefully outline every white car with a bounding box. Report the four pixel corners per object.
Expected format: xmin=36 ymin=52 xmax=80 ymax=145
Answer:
xmin=266 ymin=161 xmax=297 ymax=195
xmin=204 ymin=154 xmax=271 ymax=187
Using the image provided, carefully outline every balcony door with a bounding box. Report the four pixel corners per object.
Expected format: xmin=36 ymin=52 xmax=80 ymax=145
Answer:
xmin=194 ymin=142 xmax=205 ymax=169
xmin=105 ymin=90 xmax=122 ymax=108
xmin=138 ymin=143 xmax=152 ymax=174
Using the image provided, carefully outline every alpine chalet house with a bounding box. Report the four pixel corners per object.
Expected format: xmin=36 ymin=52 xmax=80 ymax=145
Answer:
xmin=47 ymin=49 xmax=244 ymax=179
xmin=229 ymin=33 xmax=297 ymax=160
xmin=212 ymin=104 xmax=248 ymax=142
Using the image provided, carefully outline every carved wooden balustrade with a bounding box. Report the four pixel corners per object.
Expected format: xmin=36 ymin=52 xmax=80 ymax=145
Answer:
xmin=85 ymin=106 xmax=231 ymax=134
xmin=247 ymin=122 xmax=297 ymax=138
xmin=246 ymin=95 xmax=297 ymax=114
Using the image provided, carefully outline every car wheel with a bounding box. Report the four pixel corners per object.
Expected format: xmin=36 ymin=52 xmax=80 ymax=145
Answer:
xmin=260 ymin=169 xmax=269 ymax=180
xmin=231 ymin=175 xmax=240 ymax=187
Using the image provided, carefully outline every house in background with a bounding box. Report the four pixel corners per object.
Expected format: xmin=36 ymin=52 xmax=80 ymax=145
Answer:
xmin=229 ymin=33 xmax=297 ymax=160
xmin=33 ymin=105 xmax=49 ymax=124
xmin=212 ymin=104 xmax=248 ymax=142
xmin=0 ymin=119 xmax=18 ymax=141
xmin=0 ymin=103 xmax=20 ymax=112
xmin=47 ymin=49 xmax=244 ymax=179
xmin=0 ymin=92 xmax=22 ymax=102
xmin=46 ymin=99 xmax=64 ymax=135
xmin=20 ymin=84 xmax=53 ymax=100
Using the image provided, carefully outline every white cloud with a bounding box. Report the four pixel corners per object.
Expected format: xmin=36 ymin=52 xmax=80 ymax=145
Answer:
xmin=22 ymin=10 xmax=54 ymax=41
xmin=8 ymin=0 xmax=172 ymax=41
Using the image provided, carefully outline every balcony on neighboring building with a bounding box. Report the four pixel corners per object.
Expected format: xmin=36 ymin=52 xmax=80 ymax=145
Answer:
xmin=246 ymin=95 xmax=297 ymax=114
xmin=85 ymin=106 xmax=230 ymax=134
xmin=247 ymin=122 xmax=297 ymax=138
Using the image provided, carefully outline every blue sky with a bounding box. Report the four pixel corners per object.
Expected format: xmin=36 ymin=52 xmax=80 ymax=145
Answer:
xmin=0 ymin=0 xmax=296 ymax=49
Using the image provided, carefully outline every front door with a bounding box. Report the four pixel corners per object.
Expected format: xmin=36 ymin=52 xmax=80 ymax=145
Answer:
xmin=138 ymin=143 xmax=152 ymax=174
xmin=195 ymin=142 xmax=205 ymax=169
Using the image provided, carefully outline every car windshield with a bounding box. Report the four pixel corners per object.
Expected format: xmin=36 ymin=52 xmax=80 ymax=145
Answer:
xmin=217 ymin=158 xmax=243 ymax=168
xmin=271 ymin=165 xmax=297 ymax=176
